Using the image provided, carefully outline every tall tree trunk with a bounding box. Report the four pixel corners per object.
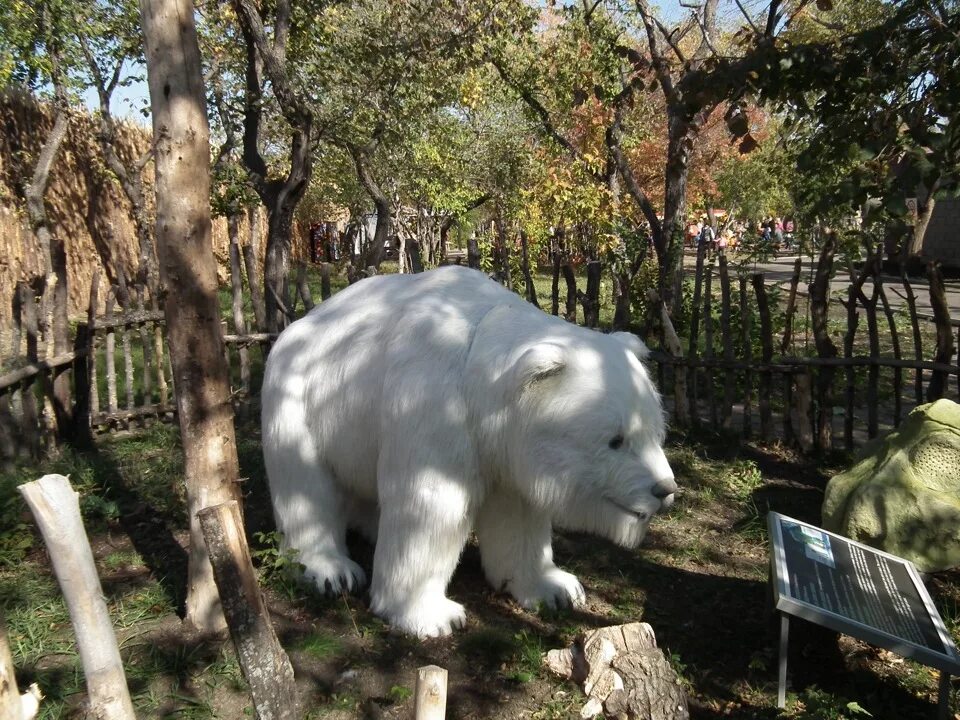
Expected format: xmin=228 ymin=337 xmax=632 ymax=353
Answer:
xmin=234 ymin=6 xmax=313 ymax=334
xmin=658 ymin=115 xmax=696 ymax=315
xmin=351 ymin=147 xmax=390 ymax=270
xmin=141 ymin=0 xmax=242 ymax=634
xmin=263 ymin=191 xmax=295 ymax=333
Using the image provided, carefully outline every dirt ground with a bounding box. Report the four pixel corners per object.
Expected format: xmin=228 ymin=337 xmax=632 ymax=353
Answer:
xmin=4 ymin=424 xmax=959 ymax=720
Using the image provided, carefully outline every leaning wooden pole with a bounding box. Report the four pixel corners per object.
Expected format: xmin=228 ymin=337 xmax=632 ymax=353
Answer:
xmin=17 ymin=474 xmax=135 ymax=720
xmin=647 ymin=289 xmax=689 ymax=427
xmin=198 ymin=501 xmax=299 ymax=720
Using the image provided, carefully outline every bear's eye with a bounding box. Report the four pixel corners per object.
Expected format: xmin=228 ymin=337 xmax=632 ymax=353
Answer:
xmin=609 ymin=434 xmax=624 ymax=450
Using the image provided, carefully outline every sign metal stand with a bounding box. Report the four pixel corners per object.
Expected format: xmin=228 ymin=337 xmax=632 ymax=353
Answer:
xmin=768 ymin=512 xmax=959 ymax=718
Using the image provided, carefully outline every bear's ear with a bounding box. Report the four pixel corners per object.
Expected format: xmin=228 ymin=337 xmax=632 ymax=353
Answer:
xmin=514 ymin=343 xmax=567 ymax=390
xmin=610 ymin=331 xmax=650 ymax=361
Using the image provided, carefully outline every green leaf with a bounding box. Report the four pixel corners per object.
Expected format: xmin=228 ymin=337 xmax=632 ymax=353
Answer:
xmin=846 ymin=700 xmax=873 ymax=716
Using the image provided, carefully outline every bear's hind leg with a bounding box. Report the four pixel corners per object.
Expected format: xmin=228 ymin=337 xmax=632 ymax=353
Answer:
xmin=476 ymin=487 xmax=585 ymax=610
xmin=269 ymin=462 xmax=366 ymax=594
xmin=369 ymin=475 xmax=472 ymax=638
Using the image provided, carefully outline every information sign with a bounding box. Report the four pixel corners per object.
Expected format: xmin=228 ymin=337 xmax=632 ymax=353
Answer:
xmin=768 ymin=512 xmax=960 ymax=715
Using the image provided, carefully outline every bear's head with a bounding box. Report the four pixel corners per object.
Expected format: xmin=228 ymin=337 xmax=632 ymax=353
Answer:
xmin=505 ymin=330 xmax=676 ymax=548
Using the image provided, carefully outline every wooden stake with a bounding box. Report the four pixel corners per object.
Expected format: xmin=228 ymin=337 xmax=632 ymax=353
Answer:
xmin=415 ymin=665 xmax=448 ymax=720
xmin=198 ymin=501 xmax=299 ymax=720
xmin=751 ymin=274 xmax=773 ymax=441
xmin=1 ymin=617 xmax=26 ymax=720
xmin=17 ymin=474 xmax=135 ymax=720
xmin=704 ymin=258 xmax=717 ymax=427
xmin=719 ymin=255 xmax=735 ymax=429
xmin=105 ymin=291 xmax=118 ymax=414
xmin=926 ymin=261 xmax=953 ymax=401
xmin=843 ymin=286 xmax=858 ymax=451
xmin=739 ymin=275 xmax=753 ymax=439
xmin=687 ymin=241 xmax=707 ymax=424
xmin=320 ymin=262 xmax=332 ymax=301
xmin=877 ymin=283 xmax=902 ymax=426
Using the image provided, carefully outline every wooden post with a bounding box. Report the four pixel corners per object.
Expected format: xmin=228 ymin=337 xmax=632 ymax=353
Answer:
xmin=105 ymin=291 xmax=118 ymax=414
xmin=87 ymin=282 xmax=101 ymax=420
xmin=136 ymin=292 xmax=155 ymax=404
xmin=414 ymin=665 xmax=448 ymax=720
xmin=198 ymin=501 xmax=299 ymax=720
xmin=719 ymin=256 xmax=735 ymax=429
xmin=809 ymin=230 xmax=838 ymax=450
xmin=899 ymin=264 xmax=924 ymax=404
xmin=687 ymin=241 xmax=707 ymax=424
xmin=320 ymin=262 xmax=332 ymax=301
xmin=752 ymin=274 xmax=773 ymax=441
xmin=0 ymin=394 xmax=15 ymax=463
xmin=791 ymin=370 xmax=814 ymax=453
xmin=71 ymin=321 xmax=92 ymax=447
xmin=561 ymin=263 xmax=578 ymax=323
xmin=703 ymin=259 xmax=717 ymax=427
xmin=120 ymin=297 xmax=135 ymax=414
xmin=18 ymin=286 xmax=41 ymax=456
xmin=843 ymin=286 xmax=859 ymax=451
xmin=229 ymin=229 xmax=251 ymax=402
xmin=780 ymin=258 xmax=803 ymax=355
xmin=17 ymin=475 xmax=136 ymax=720
xmin=739 ymin=276 xmax=753 ymax=438
xmin=0 ymin=620 xmax=40 ymax=720
xmin=926 ymin=261 xmax=953 ymax=401
xmin=863 ymin=285 xmax=880 ymax=439
xmin=647 ymin=289 xmax=689 ymax=427
xmin=1 ymin=617 xmax=25 ymax=720
xmin=295 ymin=262 xmax=315 ymax=313
xmin=878 ymin=283 xmax=903 ymax=426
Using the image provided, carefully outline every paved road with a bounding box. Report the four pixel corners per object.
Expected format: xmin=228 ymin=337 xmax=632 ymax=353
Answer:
xmin=684 ymin=251 xmax=960 ymax=321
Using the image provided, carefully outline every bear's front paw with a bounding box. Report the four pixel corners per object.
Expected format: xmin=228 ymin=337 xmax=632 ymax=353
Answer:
xmin=301 ymin=553 xmax=367 ymax=594
xmin=513 ymin=568 xmax=586 ymax=611
xmin=388 ymin=596 xmax=467 ymax=638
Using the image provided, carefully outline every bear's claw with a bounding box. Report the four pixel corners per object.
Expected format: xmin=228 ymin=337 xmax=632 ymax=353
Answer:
xmin=387 ymin=596 xmax=467 ymax=638
xmin=301 ymin=554 xmax=367 ymax=595
xmin=514 ymin=568 xmax=586 ymax=610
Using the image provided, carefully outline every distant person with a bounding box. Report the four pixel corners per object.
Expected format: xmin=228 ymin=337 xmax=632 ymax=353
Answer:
xmin=699 ymin=223 xmax=715 ymax=252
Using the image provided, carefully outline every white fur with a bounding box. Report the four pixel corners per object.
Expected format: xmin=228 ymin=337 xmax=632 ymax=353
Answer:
xmin=261 ymin=266 xmax=675 ymax=637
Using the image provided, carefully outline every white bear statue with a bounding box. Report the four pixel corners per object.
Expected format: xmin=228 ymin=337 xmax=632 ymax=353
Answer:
xmin=261 ymin=265 xmax=676 ymax=637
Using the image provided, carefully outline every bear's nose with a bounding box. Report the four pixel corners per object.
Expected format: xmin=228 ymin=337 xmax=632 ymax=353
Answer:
xmin=652 ymin=478 xmax=677 ymax=511
xmin=652 ymin=477 xmax=677 ymax=500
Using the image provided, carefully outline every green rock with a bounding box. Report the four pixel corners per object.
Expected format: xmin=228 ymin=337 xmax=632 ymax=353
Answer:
xmin=822 ymin=398 xmax=960 ymax=572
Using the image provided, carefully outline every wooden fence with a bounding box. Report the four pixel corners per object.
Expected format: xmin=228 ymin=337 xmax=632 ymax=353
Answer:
xmin=0 ymin=277 xmax=271 ymax=465
xmin=648 ymin=241 xmax=958 ymax=452
xmin=1 ymin=249 xmax=958 ymax=464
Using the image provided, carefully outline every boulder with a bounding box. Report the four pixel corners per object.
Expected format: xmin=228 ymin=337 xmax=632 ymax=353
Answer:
xmin=822 ymin=399 xmax=960 ymax=572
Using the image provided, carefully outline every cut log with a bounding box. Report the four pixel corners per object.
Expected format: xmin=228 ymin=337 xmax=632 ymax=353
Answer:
xmin=197 ymin=501 xmax=299 ymax=720
xmin=17 ymin=474 xmax=135 ymax=720
xmin=544 ymin=622 xmax=689 ymax=720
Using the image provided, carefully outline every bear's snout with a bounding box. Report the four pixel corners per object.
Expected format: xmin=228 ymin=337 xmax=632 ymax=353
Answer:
xmin=652 ymin=477 xmax=678 ymax=511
